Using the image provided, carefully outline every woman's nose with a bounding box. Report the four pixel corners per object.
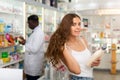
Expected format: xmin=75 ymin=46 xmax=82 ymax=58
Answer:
xmin=76 ymin=25 xmax=81 ymax=29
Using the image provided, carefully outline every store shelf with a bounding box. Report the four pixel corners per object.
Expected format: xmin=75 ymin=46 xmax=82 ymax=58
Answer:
xmin=0 ymin=0 xmax=25 ymax=69
xmin=0 ymin=45 xmax=17 ymax=49
xmin=0 ymin=58 xmax=24 ymax=68
xmin=0 ymin=10 xmax=23 ymax=16
xmin=26 ymin=12 xmax=42 ymax=16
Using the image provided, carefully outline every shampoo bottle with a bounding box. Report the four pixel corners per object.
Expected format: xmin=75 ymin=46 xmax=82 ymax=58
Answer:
xmin=87 ymin=45 xmax=106 ymax=67
xmin=44 ymin=64 xmax=50 ymax=80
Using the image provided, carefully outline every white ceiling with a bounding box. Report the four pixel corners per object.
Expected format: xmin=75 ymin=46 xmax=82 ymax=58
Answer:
xmin=58 ymin=0 xmax=120 ymax=15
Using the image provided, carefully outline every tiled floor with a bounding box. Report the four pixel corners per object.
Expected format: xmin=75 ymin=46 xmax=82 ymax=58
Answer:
xmin=93 ymin=69 xmax=120 ymax=80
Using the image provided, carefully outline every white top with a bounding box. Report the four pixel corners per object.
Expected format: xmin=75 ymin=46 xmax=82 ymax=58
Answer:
xmin=70 ymin=48 xmax=93 ymax=78
xmin=69 ymin=38 xmax=93 ymax=78
xmin=24 ymin=25 xmax=45 ymax=76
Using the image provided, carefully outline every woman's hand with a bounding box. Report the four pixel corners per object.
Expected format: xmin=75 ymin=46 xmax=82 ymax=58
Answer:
xmin=91 ymin=57 xmax=101 ymax=67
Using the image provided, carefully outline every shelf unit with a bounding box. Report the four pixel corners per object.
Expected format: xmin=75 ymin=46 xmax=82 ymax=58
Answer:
xmin=19 ymin=1 xmax=65 ymax=80
xmin=0 ymin=0 xmax=66 ymax=79
xmin=80 ymin=15 xmax=120 ymax=70
xmin=0 ymin=0 xmax=25 ymax=68
xmin=25 ymin=3 xmax=44 ymax=37
xmin=0 ymin=58 xmax=23 ymax=68
xmin=56 ymin=11 xmax=65 ymax=27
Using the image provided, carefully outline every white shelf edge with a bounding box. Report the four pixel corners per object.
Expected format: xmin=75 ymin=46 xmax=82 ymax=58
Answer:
xmin=0 ymin=58 xmax=24 ymax=68
xmin=27 ymin=12 xmax=42 ymax=16
xmin=0 ymin=11 xmax=23 ymax=16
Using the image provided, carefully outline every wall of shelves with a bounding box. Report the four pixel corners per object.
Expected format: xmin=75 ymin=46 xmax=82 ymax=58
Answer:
xmin=0 ymin=0 xmax=25 ymax=68
xmin=80 ymin=15 xmax=120 ymax=70
xmin=0 ymin=0 xmax=65 ymax=79
xmin=25 ymin=3 xmax=44 ymax=37
xmin=23 ymin=0 xmax=64 ymax=53
xmin=1 ymin=0 xmax=120 ymax=79
xmin=0 ymin=0 xmax=66 ymax=80
xmin=2 ymin=0 xmax=120 ymax=79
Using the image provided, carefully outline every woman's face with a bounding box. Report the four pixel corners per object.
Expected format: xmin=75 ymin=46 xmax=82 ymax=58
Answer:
xmin=70 ymin=17 xmax=81 ymax=37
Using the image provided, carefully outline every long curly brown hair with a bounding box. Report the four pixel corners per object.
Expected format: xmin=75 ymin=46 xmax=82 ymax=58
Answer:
xmin=45 ymin=13 xmax=81 ymax=67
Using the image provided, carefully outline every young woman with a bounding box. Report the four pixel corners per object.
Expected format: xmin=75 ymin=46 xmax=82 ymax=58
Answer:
xmin=45 ymin=13 xmax=100 ymax=80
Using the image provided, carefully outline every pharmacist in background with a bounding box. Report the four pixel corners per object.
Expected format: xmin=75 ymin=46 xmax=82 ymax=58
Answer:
xmin=18 ymin=15 xmax=44 ymax=80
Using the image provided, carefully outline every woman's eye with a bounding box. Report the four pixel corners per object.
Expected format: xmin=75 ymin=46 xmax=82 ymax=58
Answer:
xmin=78 ymin=23 xmax=81 ymax=26
xmin=72 ymin=23 xmax=76 ymax=26
xmin=72 ymin=23 xmax=81 ymax=26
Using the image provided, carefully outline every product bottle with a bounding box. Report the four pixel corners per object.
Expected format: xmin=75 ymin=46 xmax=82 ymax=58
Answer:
xmin=87 ymin=45 xmax=106 ymax=67
xmin=44 ymin=64 xmax=50 ymax=80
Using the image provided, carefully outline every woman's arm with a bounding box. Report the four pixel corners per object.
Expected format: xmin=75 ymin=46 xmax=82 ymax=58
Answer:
xmin=61 ymin=44 xmax=81 ymax=74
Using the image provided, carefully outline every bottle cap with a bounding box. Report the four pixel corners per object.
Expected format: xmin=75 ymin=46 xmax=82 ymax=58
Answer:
xmin=101 ymin=44 xmax=107 ymax=50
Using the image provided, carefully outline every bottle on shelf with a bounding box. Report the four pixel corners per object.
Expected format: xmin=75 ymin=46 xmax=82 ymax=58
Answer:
xmin=44 ymin=63 xmax=50 ymax=80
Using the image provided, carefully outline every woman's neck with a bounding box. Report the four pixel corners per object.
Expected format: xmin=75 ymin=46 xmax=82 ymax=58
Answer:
xmin=68 ymin=36 xmax=79 ymax=43
xmin=66 ymin=36 xmax=85 ymax=51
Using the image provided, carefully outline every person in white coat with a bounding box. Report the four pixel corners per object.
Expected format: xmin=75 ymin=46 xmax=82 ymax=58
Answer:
xmin=19 ymin=15 xmax=44 ymax=80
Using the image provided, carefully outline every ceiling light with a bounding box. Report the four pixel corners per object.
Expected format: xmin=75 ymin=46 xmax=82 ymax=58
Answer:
xmin=95 ymin=9 xmax=120 ymax=15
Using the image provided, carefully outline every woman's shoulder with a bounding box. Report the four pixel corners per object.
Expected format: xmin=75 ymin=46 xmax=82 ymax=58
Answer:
xmin=80 ymin=36 xmax=88 ymax=47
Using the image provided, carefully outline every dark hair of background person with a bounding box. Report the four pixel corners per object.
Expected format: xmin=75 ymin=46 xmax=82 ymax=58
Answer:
xmin=28 ymin=15 xmax=39 ymax=22
xmin=45 ymin=13 xmax=81 ymax=67
xmin=27 ymin=14 xmax=39 ymax=30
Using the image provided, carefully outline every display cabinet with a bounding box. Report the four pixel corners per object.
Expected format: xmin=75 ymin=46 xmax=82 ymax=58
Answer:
xmin=0 ymin=0 xmax=67 ymax=79
xmin=25 ymin=3 xmax=44 ymax=37
xmin=0 ymin=0 xmax=24 ymax=68
xmin=80 ymin=15 xmax=120 ymax=70
xmin=56 ymin=11 xmax=65 ymax=27
xmin=43 ymin=8 xmax=56 ymax=52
